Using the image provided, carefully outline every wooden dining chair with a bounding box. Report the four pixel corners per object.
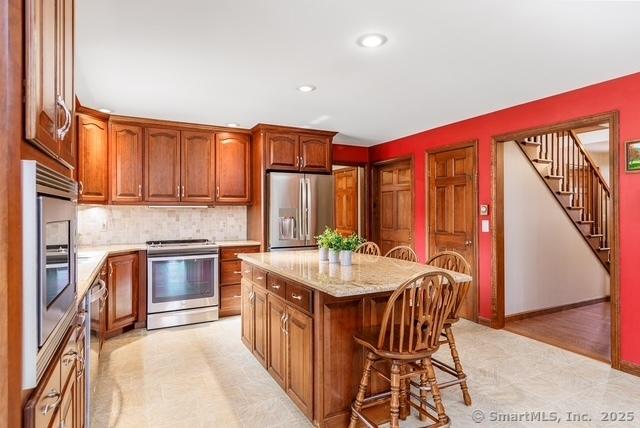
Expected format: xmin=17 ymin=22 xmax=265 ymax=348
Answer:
xmin=384 ymin=246 xmax=418 ymax=262
xmin=424 ymin=251 xmax=473 ymax=406
xmin=349 ymin=271 xmax=459 ymax=428
xmin=355 ymin=241 xmax=381 ymax=256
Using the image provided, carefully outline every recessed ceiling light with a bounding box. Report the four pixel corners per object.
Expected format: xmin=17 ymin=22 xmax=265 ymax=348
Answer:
xmin=297 ymin=85 xmax=316 ymax=93
xmin=227 ymin=123 xmax=240 ymax=128
xmin=98 ymin=108 xmax=111 ymax=114
xmin=357 ymin=33 xmax=388 ymax=48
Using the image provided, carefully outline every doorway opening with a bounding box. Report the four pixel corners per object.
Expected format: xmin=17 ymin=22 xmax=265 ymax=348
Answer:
xmin=494 ymin=113 xmax=619 ymax=365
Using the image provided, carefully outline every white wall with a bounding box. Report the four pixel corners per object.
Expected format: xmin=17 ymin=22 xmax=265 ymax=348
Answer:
xmin=504 ymin=141 xmax=609 ymax=316
xmin=78 ymin=205 xmax=246 ymax=246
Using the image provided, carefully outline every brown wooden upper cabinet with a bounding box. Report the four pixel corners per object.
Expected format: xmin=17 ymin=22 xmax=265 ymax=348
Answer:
xmin=144 ymin=128 xmax=181 ymax=202
xmin=216 ymin=132 xmax=251 ymax=204
xmin=265 ymin=131 xmax=333 ymax=173
xmin=110 ymin=123 xmax=144 ymax=203
xmin=25 ymin=0 xmax=76 ymax=169
xmin=182 ymin=131 xmax=216 ymax=203
xmin=77 ymin=114 xmax=108 ymax=203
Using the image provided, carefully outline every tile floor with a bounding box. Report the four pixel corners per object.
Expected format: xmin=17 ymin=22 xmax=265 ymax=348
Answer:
xmin=92 ymin=317 xmax=640 ymax=428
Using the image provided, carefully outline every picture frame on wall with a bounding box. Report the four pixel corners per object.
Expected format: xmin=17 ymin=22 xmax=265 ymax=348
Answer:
xmin=626 ymin=140 xmax=640 ymax=172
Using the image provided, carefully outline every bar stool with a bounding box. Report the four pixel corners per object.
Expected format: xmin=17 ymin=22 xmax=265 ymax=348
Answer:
xmin=355 ymin=241 xmax=381 ymax=256
xmin=349 ymin=271 xmax=459 ymax=428
xmin=384 ymin=246 xmax=418 ymax=262
xmin=425 ymin=251 xmax=473 ymax=406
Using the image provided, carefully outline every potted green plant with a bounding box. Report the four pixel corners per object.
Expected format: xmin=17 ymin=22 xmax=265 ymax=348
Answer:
xmin=339 ymin=234 xmax=365 ymax=266
xmin=327 ymin=230 xmax=344 ymax=264
xmin=315 ymin=227 xmax=333 ymax=261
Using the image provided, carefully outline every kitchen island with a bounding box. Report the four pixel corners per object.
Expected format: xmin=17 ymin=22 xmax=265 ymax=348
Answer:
xmin=238 ymin=250 xmax=472 ymax=427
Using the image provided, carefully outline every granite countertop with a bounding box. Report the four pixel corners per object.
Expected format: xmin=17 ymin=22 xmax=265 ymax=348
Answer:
xmin=238 ymin=250 xmax=473 ymax=298
xmin=76 ymin=240 xmax=261 ymax=303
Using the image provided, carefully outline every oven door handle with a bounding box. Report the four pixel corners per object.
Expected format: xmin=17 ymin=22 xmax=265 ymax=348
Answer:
xmin=147 ymin=254 xmax=219 ymax=262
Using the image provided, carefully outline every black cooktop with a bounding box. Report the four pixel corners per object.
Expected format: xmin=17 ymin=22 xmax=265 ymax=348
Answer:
xmin=146 ymin=239 xmax=213 ymax=247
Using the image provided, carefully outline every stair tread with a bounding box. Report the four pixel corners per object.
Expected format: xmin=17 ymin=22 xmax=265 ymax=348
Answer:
xmin=520 ymin=140 xmax=541 ymax=146
xmin=545 ymin=175 xmax=564 ymax=179
xmin=599 ymin=247 xmax=611 ymax=251
xmin=577 ymin=220 xmax=594 ymax=224
xmin=556 ymin=190 xmax=573 ymax=195
xmin=589 ymin=234 xmax=604 ymax=238
xmin=532 ymin=158 xmax=553 ymax=164
xmin=566 ymin=206 xmax=583 ymax=210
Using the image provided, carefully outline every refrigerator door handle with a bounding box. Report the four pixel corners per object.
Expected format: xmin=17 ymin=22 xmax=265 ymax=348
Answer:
xmin=306 ymin=178 xmax=312 ymax=240
xmin=299 ymin=178 xmax=305 ymax=240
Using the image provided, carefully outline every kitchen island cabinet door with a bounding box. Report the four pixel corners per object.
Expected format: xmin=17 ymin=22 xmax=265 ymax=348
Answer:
xmin=110 ymin=124 xmax=143 ymax=203
xmin=241 ymin=280 xmax=254 ymax=351
xmin=252 ymin=285 xmax=268 ymax=368
xmin=106 ymin=253 xmax=139 ymax=332
xmin=267 ymin=295 xmax=287 ymax=388
xmin=215 ymin=132 xmax=251 ymax=204
xmin=144 ymin=127 xmax=181 ymax=202
xmin=285 ymin=306 xmax=313 ymax=419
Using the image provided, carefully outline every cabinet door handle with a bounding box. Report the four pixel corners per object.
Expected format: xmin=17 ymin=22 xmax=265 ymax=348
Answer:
xmin=280 ymin=312 xmax=286 ymax=332
xmin=181 ymin=186 xmax=185 ymax=198
xmin=108 ymin=264 xmax=113 ymax=277
xmin=56 ymin=95 xmax=72 ymax=140
xmin=291 ymin=293 xmax=302 ymax=301
xmin=78 ymin=181 xmax=84 ymax=195
xmin=40 ymin=389 xmax=61 ymax=415
xmin=138 ymin=184 xmax=142 ymax=197
xmin=283 ymin=314 xmax=289 ymax=335
xmin=62 ymin=350 xmax=78 ymax=366
xmin=216 ymin=186 xmax=220 ymax=199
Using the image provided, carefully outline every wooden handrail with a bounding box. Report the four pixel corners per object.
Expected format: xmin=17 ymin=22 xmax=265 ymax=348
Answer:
xmin=568 ymin=130 xmax=610 ymax=196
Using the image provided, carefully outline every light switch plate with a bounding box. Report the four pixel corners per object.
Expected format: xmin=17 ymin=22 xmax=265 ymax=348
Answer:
xmin=482 ymin=219 xmax=490 ymax=233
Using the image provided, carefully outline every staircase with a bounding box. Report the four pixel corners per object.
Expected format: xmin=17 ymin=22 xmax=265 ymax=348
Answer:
xmin=517 ymin=129 xmax=611 ymax=272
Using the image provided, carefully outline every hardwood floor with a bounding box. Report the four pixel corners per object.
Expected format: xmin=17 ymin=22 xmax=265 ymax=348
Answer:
xmin=505 ymin=302 xmax=610 ymax=362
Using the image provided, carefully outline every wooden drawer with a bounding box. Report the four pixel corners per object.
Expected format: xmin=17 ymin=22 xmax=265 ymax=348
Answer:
xmin=286 ymin=282 xmax=313 ymax=314
xmin=60 ymin=329 xmax=77 ymax=390
xmin=220 ymin=284 xmax=242 ymax=316
xmin=31 ymin=359 xmax=61 ymax=428
xmin=220 ymin=260 xmax=242 ymax=285
xmin=252 ymin=267 xmax=267 ymax=288
xmin=241 ymin=261 xmax=252 ymax=279
xmin=267 ymin=275 xmax=286 ymax=299
xmin=220 ymin=245 xmax=260 ymax=261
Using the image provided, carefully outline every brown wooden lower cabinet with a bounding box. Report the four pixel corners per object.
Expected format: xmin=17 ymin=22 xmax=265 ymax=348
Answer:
xmin=240 ymin=260 xmax=397 ymax=427
xmin=106 ymin=252 xmax=139 ymax=335
xmin=219 ymin=245 xmax=260 ymax=317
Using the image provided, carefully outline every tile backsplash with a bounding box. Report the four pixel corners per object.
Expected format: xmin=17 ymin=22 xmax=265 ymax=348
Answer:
xmin=77 ymin=205 xmax=247 ymax=246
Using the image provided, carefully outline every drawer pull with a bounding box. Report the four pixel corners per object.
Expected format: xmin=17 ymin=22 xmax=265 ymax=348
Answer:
xmin=233 ymin=271 xmax=242 ymax=274
xmin=40 ymin=389 xmax=61 ymax=415
xmin=233 ymin=295 xmax=241 ymax=299
xmin=271 ymin=284 xmax=281 ymax=290
xmin=234 ymin=252 xmax=239 ymax=257
xmin=291 ymin=293 xmax=302 ymax=301
xmin=255 ymin=276 xmax=264 ymax=281
xmin=244 ymin=270 xmax=251 ymax=274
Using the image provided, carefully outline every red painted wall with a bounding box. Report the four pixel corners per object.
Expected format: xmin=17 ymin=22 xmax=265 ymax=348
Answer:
xmin=333 ymin=143 xmax=369 ymax=165
xmin=368 ymin=72 xmax=640 ymax=366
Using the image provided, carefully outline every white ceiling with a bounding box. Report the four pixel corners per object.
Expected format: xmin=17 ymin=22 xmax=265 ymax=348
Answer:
xmin=76 ymin=0 xmax=640 ymax=146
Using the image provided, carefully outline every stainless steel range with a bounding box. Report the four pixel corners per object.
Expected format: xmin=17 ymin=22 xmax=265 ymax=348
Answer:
xmin=146 ymin=239 xmax=219 ymax=330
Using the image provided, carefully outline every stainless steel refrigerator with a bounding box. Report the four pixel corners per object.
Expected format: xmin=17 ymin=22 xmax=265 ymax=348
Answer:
xmin=268 ymin=172 xmax=334 ymax=250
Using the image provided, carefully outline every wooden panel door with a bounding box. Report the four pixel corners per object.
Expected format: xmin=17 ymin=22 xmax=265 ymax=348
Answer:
xmin=75 ymin=330 xmax=86 ymax=428
xmin=285 ymin=306 xmax=313 ymax=418
xmin=334 ymin=167 xmax=358 ymax=236
xmin=300 ymin=135 xmax=331 ymax=173
xmin=267 ymin=295 xmax=287 ymax=388
xmin=25 ymin=0 xmax=60 ymax=157
xmin=376 ymin=160 xmax=413 ymax=255
xmin=266 ymin=133 xmax=299 ymax=171
xmin=145 ymin=128 xmax=181 ymax=202
xmin=428 ymin=145 xmax=477 ymax=320
xmin=110 ymin=124 xmax=143 ymax=203
xmin=253 ymin=286 xmax=268 ymax=368
xmin=56 ymin=0 xmax=75 ymax=167
xmin=77 ymin=114 xmax=108 ymax=203
xmin=240 ymin=281 xmax=254 ymax=351
xmin=216 ymin=132 xmax=251 ymax=203
xmin=106 ymin=253 xmax=139 ymax=332
xmin=181 ymin=131 xmax=215 ymax=203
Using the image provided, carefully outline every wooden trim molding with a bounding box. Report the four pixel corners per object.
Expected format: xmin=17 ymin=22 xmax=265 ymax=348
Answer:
xmin=109 ymin=114 xmax=252 ymax=134
xmin=620 ymin=361 xmax=640 ymax=377
xmin=491 ymin=111 xmax=621 ymax=369
xmin=251 ymin=123 xmax=338 ymax=137
xmin=505 ymin=296 xmax=610 ymax=323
